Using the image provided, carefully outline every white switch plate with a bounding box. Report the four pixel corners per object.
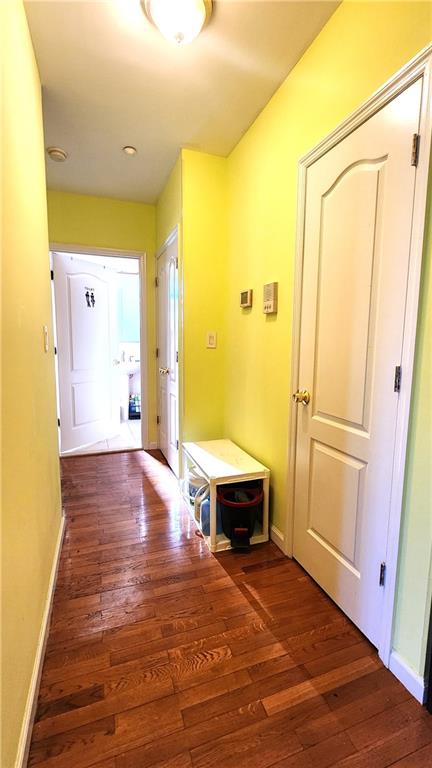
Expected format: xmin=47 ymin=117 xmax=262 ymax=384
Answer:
xmin=206 ymin=331 xmax=217 ymax=349
xmin=43 ymin=325 xmax=49 ymax=353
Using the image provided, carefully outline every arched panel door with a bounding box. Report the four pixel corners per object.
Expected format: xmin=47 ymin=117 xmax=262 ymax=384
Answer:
xmin=293 ymin=79 xmax=423 ymax=647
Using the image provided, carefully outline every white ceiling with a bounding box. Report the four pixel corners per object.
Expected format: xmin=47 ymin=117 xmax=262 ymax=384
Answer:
xmin=25 ymin=0 xmax=339 ymax=204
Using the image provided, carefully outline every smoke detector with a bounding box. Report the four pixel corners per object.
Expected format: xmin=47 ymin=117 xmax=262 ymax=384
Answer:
xmin=47 ymin=147 xmax=68 ymax=162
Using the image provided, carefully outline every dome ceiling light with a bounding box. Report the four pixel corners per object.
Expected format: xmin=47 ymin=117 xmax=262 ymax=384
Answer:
xmin=122 ymin=145 xmax=138 ymax=155
xmin=142 ymin=0 xmax=212 ymax=46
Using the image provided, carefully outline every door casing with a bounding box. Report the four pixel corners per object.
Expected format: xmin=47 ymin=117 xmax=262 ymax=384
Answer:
xmin=284 ymin=44 xmax=432 ymax=668
xmin=155 ymin=226 xmax=183 ymax=471
xmin=50 ymin=243 xmax=149 ymax=451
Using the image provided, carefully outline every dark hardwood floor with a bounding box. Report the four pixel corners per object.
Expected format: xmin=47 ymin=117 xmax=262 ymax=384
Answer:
xmin=28 ymin=450 xmax=432 ymax=768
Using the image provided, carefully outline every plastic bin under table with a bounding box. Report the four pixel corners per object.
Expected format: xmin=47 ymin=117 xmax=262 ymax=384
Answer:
xmin=182 ymin=439 xmax=270 ymax=553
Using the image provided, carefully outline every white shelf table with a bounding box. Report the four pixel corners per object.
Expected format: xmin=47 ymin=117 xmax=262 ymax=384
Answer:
xmin=182 ymin=439 xmax=270 ymax=553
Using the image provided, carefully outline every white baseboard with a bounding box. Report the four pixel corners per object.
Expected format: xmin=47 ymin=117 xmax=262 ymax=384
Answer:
xmin=148 ymin=442 xmax=158 ymax=450
xmin=389 ymin=650 xmax=426 ymax=704
xmin=15 ymin=513 xmax=66 ymax=768
xmin=270 ymin=525 xmax=285 ymax=552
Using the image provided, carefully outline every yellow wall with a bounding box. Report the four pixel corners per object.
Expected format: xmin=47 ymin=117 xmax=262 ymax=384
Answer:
xmin=393 ymin=193 xmax=432 ymax=672
xmin=47 ymin=190 xmax=155 ymax=254
xmin=223 ymin=0 xmax=432 ymax=677
xmin=156 ymin=155 xmax=182 ymax=251
xmin=156 ymin=151 xmax=227 ymax=442
xmin=181 ymin=150 xmax=228 ymax=441
xmin=46 ymin=190 xmax=158 ymax=444
xmin=1 ymin=3 xmax=62 ymax=766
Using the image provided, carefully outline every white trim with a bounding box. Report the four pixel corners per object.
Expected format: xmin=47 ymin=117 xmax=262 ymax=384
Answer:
xmin=50 ymin=243 xmax=150 ymax=451
xmin=148 ymin=441 xmax=158 ymax=450
xmin=15 ymin=514 xmax=65 ymax=768
xmin=50 ymin=242 xmax=144 ymax=260
xmin=389 ymin=651 xmax=426 ymax=704
xmin=155 ymin=226 xmax=183 ymax=472
xmin=296 ymin=44 xmax=432 ymax=167
xmin=138 ymin=253 xmax=149 ymax=450
xmin=155 ymin=227 xmax=178 ymax=255
xmin=285 ymin=45 xmax=432 ymax=665
xmin=178 ymin=222 xmax=185 ymax=479
xmin=270 ymin=525 xmax=285 ymax=553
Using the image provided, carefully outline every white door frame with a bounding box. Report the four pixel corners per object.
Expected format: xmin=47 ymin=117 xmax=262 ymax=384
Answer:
xmin=50 ymin=242 xmax=149 ymax=451
xmin=155 ymin=226 xmax=183 ymax=464
xmin=284 ymin=44 xmax=432 ymax=667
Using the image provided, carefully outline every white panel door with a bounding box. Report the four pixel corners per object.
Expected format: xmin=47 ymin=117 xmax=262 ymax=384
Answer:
xmin=53 ymin=252 xmax=119 ymax=453
xmin=293 ymin=79 xmax=423 ymax=647
xmin=157 ymin=236 xmax=179 ymax=475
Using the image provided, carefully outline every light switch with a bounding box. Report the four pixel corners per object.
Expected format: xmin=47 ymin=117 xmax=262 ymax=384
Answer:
xmin=206 ymin=331 xmax=217 ymax=349
xmin=43 ymin=325 xmax=49 ymax=353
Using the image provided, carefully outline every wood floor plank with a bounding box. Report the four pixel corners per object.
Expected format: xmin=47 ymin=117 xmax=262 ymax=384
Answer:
xmin=39 ymin=651 xmax=170 ymax=702
xmin=138 ymin=753 xmax=192 ymax=768
xmin=177 ymin=669 xmax=252 ymax=710
xmin=347 ymin=698 xmax=427 ymax=750
xmin=189 ymin=708 xmax=305 ymax=768
xmin=269 ymin=732 xmax=356 ymax=768
xmin=295 ymin=678 xmax=411 ymax=748
xmin=106 ymin=617 xmax=227 ymax=660
xmin=262 ymin=656 xmax=381 ymax=716
xmin=389 ymin=743 xmax=432 ymax=767
xmin=182 ymin=663 xmax=309 ymax=727
xmin=27 ymin=449 xmax=431 ymax=768
xmin=326 ymin=719 xmax=432 ymax=768
xmin=32 ymin=674 xmax=174 ymax=741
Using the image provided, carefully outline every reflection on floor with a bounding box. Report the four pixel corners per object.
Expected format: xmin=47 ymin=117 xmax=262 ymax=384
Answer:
xmin=28 ymin=450 xmax=431 ymax=768
xmin=63 ymin=419 xmax=142 ymax=456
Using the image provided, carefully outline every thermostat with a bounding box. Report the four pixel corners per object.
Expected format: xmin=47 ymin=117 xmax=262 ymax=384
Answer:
xmin=263 ymin=282 xmax=278 ymax=314
xmin=240 ymin=289 xmax=253 ymax=308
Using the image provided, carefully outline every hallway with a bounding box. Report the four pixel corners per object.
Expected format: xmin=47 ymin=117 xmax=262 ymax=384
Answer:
xmin=28 ymin=451 xmax=432 ymax=768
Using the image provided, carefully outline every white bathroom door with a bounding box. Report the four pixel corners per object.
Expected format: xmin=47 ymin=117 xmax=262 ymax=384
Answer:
xmin=292 ymin=79 xmax=423 ymax=647
xmin=157 ymin=234 xmax=179 ymax=475
xmin=53 ymin=252 xmax=120 ymax=453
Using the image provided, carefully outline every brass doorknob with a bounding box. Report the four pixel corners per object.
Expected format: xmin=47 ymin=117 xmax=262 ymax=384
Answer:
xmin=292 ymin=389 xmax=310 ymax=405
xmin=159 ymin=367 xmax=169 ymax=375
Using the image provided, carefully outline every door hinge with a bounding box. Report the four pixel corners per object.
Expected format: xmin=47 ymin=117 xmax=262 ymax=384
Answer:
xmin=155 ymin=276 xmax=159 ymax=288
xmin=50 ymin=269 xmax=54 ymax=280
xmin=57 ymin=417 xmax=61 ymax=427
xmin=176 ymin=439 xmax=179 ymax=450
xmin=156 ymin=415 xmax=160 ymax=425
xmin=175 ymin=258 xmax=179 ymax=269
xmin=54 ymin=346 xmax=57 ymax=355
xmin=156 ymin=347 xmax=159 ymax=359
xmin=411 ymin=133 xmax=420 ymax=166
xmin=379 ymin=562 xmax=386 ymax=587
xmin=176 ymin=351 xmax=178 ymax=363
xmin=394 ymin=365 xmax=402 ymax=393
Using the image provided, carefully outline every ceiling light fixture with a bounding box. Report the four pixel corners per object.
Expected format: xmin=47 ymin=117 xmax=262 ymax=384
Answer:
xmin=123 ymin=145 xmax=137 ymax=155
xmin=46 ymin=146 xmax=68 ymax=162
xmin=142 ymin=0 xmax=212 ymax=46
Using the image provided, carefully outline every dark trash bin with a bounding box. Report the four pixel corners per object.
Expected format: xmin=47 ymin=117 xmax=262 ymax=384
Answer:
xmin=217 ymin=485 xmax=263 ymax=549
